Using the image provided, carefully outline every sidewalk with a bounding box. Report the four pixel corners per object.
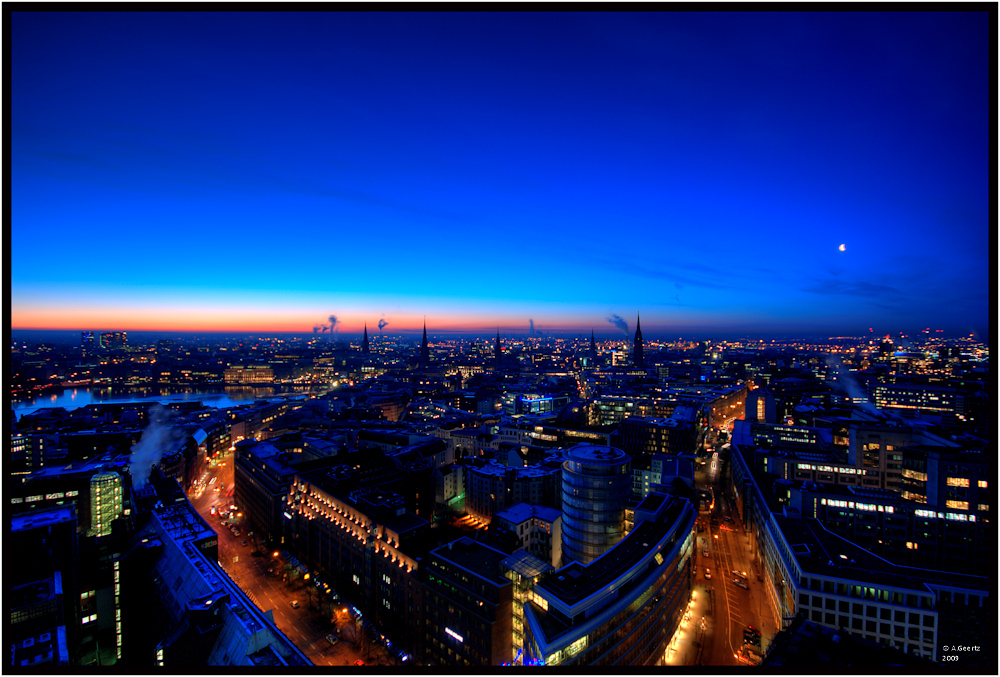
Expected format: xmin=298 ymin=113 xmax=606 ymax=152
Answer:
xmin=663 ymin=582 xmax=712 ymax=666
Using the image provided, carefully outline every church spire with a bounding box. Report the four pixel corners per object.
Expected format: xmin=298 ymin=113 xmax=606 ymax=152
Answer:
xmin=362 ymin=323 xmax=370 ymax=355
xmin=633 ymin=313 xmax=644 ymax=368
xmin=420 ymin=317 xmax=429 ymax=366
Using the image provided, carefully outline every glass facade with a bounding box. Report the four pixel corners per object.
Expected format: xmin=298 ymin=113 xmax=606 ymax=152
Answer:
xmin=560 ymin=445 xmax=632 ymax=566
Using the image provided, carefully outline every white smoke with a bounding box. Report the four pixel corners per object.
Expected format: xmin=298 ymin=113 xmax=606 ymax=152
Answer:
xmin=128 ymin=405 xmax=184 ymax=489
xmin=825 ymin=357 xmax=880 ymax=415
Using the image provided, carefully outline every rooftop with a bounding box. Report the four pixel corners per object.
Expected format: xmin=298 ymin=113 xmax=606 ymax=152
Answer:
xmin=431 ymin=537 xmax=511 ymax=587
xmin=11 ymin=505 xmax=75 ymax=532
xmin=495 ymin=502 xmax=561 ymax=525
xmin=776 ymin=515 xmax=989 ymax=593
xmin=501 ymin=549 xmax=554 ymax=580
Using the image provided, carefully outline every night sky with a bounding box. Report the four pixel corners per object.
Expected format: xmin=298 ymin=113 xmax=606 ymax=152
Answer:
xmin=10 ymin=11 xmax=991 ymax=338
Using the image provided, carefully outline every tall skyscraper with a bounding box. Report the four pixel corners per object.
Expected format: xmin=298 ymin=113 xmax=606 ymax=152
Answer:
xmin=81 ymin=331 xmax=95 ymax=358
xmin=362 ymin=323 xmax=370 ymax=355
xmin=495 ymin=328 xmax=501 ymax=369
xmin=633 ymin=313 xmax=644 ymax=367
xmin=589 ymin=330 xmax=597 ymax=363
xmin=420 ymin=318 xmax=430 ymax=366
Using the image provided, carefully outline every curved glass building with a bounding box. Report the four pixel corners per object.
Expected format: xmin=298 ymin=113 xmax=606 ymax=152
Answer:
xmin=560 ymin=444 xmax=631 ymax=566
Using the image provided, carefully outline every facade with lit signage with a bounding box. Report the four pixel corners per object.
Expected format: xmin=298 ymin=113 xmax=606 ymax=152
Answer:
xmin=422 ymin=538 xmax=513 ymax=666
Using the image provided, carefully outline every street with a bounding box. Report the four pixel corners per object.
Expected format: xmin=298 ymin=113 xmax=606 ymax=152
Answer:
xmin=187 ymin=452 xmax=398 ymax=666
xmin=692 ymin=440 xmax=776 ymax=667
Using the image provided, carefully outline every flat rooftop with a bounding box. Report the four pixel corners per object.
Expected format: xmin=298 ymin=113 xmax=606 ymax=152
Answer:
xmin=431 ymin=537 xmax=510 ymax=587
xmin=776 ymin=515 xmax=988 ymax=593
xmin=495 ymin=502 xmax=561 ymax=525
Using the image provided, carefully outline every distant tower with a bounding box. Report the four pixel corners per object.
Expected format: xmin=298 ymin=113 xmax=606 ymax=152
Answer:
xmin=745 ymin=389 xmax=776 ymax=423
xmin=420 ymin=318 xmax=430 ymax=366
xmin=589 ymin=330 xmax=597 ymax=363
xmin=633 ymin=313 xmax=644 ymax=368
xmin=362 ymin=323 xmax=370 ymax=355
xmin=495 ymin=327 xmax=501 ymax=369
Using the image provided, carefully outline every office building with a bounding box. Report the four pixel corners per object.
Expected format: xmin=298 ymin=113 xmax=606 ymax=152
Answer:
xmin=523 ymin=492 xmax=696 ymax=666
xmin=560 ymin=444 xmax=631 ymax=566
xmin=422 ymin=537 xmax=513 ymax=666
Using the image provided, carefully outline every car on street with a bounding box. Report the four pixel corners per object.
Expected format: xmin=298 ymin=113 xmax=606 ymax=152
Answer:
xmin=723 ymin=516 xmax=733 ymax=522
xmin=242 ymin=540 xmax=248 ymax=546
xmin=354 ymin=659 xmax=365 ymax=666
xmin=326 ymin=634 xmax=338 ymax=645
xmin=703 ymin=548 xmax=709 ymax=557
xmin=733 ymin=578 xmax=749 ymax=589
xmin=733 ymin=569 xmax=749 ymax=579
xmin=290 ymin=600 xmax=300 ymax=608
xmin=704 ymin=568 xmax=711 ymax=580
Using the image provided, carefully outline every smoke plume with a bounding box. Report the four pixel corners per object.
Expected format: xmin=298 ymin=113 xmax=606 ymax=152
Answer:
xmin=378 ymin=317 xmax=388 ymax=331
xmin=128 ymin=405 xmax=184 ymax=489
xmin=607 ymin=314 xmax=629 ymax=337
xmin=313 ymin=326 xmax=321 ymax=333
xmin=825 ymin=357 xmax=880 ymax=415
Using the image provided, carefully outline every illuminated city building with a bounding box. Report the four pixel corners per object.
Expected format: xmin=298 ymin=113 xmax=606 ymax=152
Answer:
xmin=423 ymin=538 xmax=513 ymax=666
xmin=728 ymin=429 xmax=990 ymax=664
xmin=223 ymin=364 xmax=275 ymax=384
xmin=89 ymin=471 xmax=124 ymax=538
xmin=560 ymin=444 xmax=631 ymax=566
xmin=522 ymin=492 xmax=695 ymax=666
xmin=285 ymin=477 xmax=426 ymax=657
xmin=464 ymin=456 xmax=562 ymax=524
xmin=81 ymin=331 xmax=95 ymax=358
xmin=745 ymin=388 xmax=777 ymax=423
xmin=873 ymin=384 xmax=965 ymax=417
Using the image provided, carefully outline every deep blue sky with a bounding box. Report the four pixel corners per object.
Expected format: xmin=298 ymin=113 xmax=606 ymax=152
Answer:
xmin=11 ymin=11 xmax=992 ymax=339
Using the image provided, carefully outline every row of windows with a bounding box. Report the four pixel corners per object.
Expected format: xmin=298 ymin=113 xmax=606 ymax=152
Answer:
xmin=798 ymin=595 xmax=936 ymax=627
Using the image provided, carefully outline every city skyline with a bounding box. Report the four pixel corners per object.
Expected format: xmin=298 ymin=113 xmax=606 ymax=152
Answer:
xmin=11 ymin=11 xmax=991 ymax=338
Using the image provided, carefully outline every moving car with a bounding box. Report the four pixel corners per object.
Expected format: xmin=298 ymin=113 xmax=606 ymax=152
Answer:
xmin=704 ymin=568 xmax=712 ymax=580
xmin=703 ymin=548 xmax=709 ymax=557
xmin=290 ymin=600 xmax=300 ymax=608
xmin=326 ymin=634 xmax=338 ymax=645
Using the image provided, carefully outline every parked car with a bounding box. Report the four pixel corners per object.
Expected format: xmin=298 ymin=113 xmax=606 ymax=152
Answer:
xmin=733 ymin=569 xmax=749 ymax=579
xmin=703 ymin=549 xmax=709 ymax=557
xmin=242 ymin=540 xmax=247 ymax=546
xmin=733 ymin=578 xmax=749 ymax=590
xmin=326 ymin=634 xmax=338 ymax=645
xmin=354 ymin=659 xmax=365 ymax=666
